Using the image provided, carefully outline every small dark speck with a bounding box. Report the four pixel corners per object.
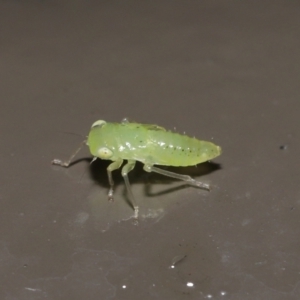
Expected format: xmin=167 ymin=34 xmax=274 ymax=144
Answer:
xmin=279 ymin=145 xmax=288 ymax=150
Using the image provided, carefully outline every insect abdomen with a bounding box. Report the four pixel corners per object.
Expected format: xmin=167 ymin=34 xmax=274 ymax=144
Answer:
xmin=146 ymin=130 xmax=221 ymax=166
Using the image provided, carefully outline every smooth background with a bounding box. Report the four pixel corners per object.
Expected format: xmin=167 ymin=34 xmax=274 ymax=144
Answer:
xmin=1 ymin=1 xmax=300 ymax=299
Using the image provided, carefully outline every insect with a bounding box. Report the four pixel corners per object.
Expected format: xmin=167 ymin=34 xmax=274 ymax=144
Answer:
xmin=52 ymin=119 xmax=221 ymax=221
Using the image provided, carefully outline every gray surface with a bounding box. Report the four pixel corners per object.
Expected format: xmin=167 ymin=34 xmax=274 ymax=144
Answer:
xmin=1 ymin=1 xmax=300 ymax=299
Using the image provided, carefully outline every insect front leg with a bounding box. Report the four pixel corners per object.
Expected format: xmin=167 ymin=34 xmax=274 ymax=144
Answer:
xmin=107 ymin=158 xmax=123 ymax=201
xmin=143 ymin=164 xmax=210 ymax=190
xmin=52 ymin=139 xmax=87 ymax=167
xmin=121 ymin=160 xmax=139 ymax=220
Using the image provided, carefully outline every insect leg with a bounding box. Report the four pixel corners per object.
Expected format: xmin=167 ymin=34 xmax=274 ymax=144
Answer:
xmin=107 ymin=158 xmax=123 ymax=201
xmin=121 ymin=160 xmax=139 ymax=219
xmin=52 ymin=139 xmax=87 ymax=167
xmin=121 ymin=118 xmax=129 ymax=124
xmin=143 ymin=165 xmax=210 ymax=190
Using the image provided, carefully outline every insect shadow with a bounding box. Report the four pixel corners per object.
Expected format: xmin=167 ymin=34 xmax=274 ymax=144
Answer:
xmin=87 ymin=158 xmax=221 ymax=205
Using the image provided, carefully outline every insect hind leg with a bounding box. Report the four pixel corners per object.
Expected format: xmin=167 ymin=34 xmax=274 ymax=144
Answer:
xmin=143 ymin=165 xmax=210 ymax=190
xmin=121 ymin=160 xmax=139 ymax=221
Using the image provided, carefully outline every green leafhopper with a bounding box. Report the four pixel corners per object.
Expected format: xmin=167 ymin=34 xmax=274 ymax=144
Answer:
xmin=52 ymin=119 xmax=221 ymax=221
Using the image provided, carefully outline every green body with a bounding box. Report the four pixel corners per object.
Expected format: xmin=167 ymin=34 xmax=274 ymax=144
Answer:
xmin=87 ymin=121 xmax=221 ymax=167
xmin=53 ymin=119 xmax=221 ymax=220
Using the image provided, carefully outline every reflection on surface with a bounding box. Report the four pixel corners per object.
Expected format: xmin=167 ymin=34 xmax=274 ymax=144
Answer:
xmin=87 ymin=184 xmax=172 ymax=232
xmin=87 ymin=160 xmax=214 ymax=231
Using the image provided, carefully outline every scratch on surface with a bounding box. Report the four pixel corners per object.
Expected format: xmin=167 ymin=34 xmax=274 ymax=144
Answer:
xmin=24 ymin=287 xmax=42 ymax=292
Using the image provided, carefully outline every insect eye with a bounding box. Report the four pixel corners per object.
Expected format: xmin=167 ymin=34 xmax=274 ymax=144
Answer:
xmin=91 ymin=120 xmax=106 ymax=128
xmin=97 ymin=147 xmax=113 ymax=159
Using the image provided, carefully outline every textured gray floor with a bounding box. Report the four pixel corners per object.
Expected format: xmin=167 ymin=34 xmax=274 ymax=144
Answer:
xmin=1 ymin=1 xmax=300 ymax=299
